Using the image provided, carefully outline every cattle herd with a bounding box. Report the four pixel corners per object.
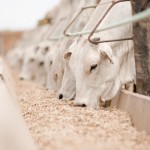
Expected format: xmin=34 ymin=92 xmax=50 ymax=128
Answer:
xmin=6 ymin=0 xmax=136 ymax=109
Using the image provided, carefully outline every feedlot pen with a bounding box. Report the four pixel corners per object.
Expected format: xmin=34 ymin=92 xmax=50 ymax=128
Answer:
xmin=0 ymin=1 xmax=150 ymax=150
xmin=5 ymin=66 xmax=149 ymax=150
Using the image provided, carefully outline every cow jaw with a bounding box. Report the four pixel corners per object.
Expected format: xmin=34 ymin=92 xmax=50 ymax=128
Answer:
xmin=74 ymin=87 xmax=100 ymax=109
xmin=58 ymin=54 xmax=76 ymax=100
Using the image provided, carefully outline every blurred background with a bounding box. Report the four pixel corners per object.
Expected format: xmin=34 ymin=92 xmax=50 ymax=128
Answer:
xmin=0 ymin=0 xmax=60 ymax=54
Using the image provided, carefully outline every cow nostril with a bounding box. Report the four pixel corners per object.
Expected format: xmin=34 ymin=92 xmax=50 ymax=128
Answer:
xmin=20 ymin=77 xmax=24 ymax=80
xmin=30 ymin=58 xmax=35 ymax=62
xmin=50 ymin=61 xmax=52 ymax=65
xmin=39 ymin=62 xmax=44 ymax=66
xmin=81 ymin=104 xmax=86 ymax=107
xmin=59 ymin=94 xmax=63 ymax=100
xmin=54 ymin=74 xmax=58 ymax=80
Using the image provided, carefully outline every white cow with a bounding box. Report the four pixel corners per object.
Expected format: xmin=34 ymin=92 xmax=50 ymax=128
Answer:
xmin=19 ymin=44 xmax=39 ymax=80
xmin=51 ymin=0 xmax=99 ymax=99
xmin=45 ymin=42 xmax=60 ymax=91
xmin=51 ymin=38 xmax=75 ymax=96
xmin=59 ymin=39 xmax=77 ymax=100
xmin=20 ymin=40 xmax=51 ymax=85
xmin=34 ymin=41 xmax=50 ymax=86
xmin=44 ymin=0 xmax=76 ymax=91
xmin=63 ymin=1 xmax=135 ymax=109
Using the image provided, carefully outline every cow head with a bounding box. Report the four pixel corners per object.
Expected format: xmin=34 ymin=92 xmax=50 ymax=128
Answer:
xmin=47 ymin=38 xmax=75 ymax=96
xmin=45 ymin=44 xmax=58 ymax=91
xmin=58 ymin=40 xmax=77 ymax=100
xmin=63 ymin=36 xmax=134 ymax=109
xmin=19 ymin=45 xmax=38 ymax=81
xmin=34 ymin=43 xmax=50 ymax=86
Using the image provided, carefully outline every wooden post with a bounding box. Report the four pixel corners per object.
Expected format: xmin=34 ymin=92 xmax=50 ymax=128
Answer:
xmin=131 ymin=0 xmax=150 ymax=96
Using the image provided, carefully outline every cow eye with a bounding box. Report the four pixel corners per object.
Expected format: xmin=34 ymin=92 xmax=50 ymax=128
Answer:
xmin=30 ymin=58 xmax=35 ymax=62
xmin=90 ymin=64 xmax=97 ymax=72
xmin=45 ymin=47 xmax=49 ymax=52
xmin=50 ymin=61 xmax=52 ymax=65
xmin=39 ymin=61 xmax=44 ymax=66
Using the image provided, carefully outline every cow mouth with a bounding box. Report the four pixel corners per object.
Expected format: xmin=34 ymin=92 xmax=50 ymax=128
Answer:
xmin=73 ymin=101 xmax=87 ymax=107
xmin=71 ymin=94 xmax=76 ymax=100
xmin=99 ymin=98 xmax=111 ymax=108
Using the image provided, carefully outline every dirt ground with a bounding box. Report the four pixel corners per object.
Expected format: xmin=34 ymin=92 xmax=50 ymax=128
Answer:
xmin=11 ymin=71 xmax=150 ymax=150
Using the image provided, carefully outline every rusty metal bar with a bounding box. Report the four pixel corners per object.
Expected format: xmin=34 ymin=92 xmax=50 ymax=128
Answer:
xmin=63 ymin=5 xmax=98 ymax=36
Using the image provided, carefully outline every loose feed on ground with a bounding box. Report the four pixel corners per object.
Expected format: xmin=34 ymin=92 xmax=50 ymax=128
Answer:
xmin=11 ymin=69 xmax=150 ymax=150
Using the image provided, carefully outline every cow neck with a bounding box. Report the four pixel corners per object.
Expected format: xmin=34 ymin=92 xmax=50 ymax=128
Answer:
xmin=82 ymin=0 xmax=112 ymax=32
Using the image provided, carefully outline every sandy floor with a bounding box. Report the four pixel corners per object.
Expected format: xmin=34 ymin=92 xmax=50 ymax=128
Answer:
xmin=12 ymin=71 xmax=150 ymax=150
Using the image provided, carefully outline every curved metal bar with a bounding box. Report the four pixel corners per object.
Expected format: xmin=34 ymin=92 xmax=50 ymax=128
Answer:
xmin=63 ymin=1 xmax=113 ymax=36
xmin=88 ymin=0 xmax=132 ymax=44
xmin=63 ymin=4 xmax=98 ymax=36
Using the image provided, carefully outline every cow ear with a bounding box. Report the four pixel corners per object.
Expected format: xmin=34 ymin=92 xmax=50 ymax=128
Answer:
xmin=64 ymin=52 xmax=72 ymax=60
xmin=64 ymin=40 xmax=77 ymax=60
xmin=99 ymin=44 xmax=115 ymax=64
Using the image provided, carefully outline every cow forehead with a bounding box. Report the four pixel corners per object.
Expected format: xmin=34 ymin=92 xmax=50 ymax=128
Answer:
xmin=70 ymin=40 xmax=101 ymax=76
xmin=72 ymin=39 xmax=98 ymax=60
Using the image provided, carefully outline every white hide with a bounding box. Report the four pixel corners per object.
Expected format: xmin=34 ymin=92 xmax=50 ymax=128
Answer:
xmin=50 ymin=38 xmax=76 ymax=95
xmin=45 ymin=43 xmax=59 ymax=91
xmin=34 ymin=41 xmax=51 ymax=86
xmin=59 ymin=40 xmax=77 ymax=100
xmin=58 ymin=0 xmax=99 ymax=100
xmin=19 ymin=45 xmax=38 ymax=80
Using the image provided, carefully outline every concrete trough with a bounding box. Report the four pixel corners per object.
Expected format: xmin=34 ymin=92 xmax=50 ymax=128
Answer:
xmin=111 ymin=90 xmax=150 ymax=134
xmin=0 ymin=58 xmax=37 ymax=150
